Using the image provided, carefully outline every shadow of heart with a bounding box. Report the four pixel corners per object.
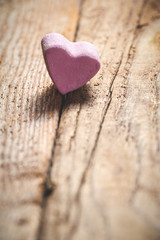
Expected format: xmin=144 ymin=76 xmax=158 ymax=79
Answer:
xmin=29 ymin=83 xmax=93 ymax=121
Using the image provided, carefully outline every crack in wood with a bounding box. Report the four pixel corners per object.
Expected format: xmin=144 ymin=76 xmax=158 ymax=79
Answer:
xmin=75 ymin=57 xmax=123 ymax=202
xmin=136 ymin=23 xmax=149 ymax=29
xmin=124 ymin=0 xmax=149 ymax=76
xmin=69 ymin=104 xmax=81 ymax=151
xmin=36 ymin=94 xmax=66 ymax=240
xmin=67 ymin=2 xmax=150 ymax=233
xmin=65 ymin=58 xmax=124 ymax=240
xmin=126 ymin=0 xmax=151 ymax=206
xmin=36 ymin=1 xmax=86 ymax=239
xmin=117 ymin=0 xmax=150 ymax=141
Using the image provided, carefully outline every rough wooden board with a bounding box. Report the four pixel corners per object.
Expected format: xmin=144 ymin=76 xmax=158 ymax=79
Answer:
xmin=39 ymin=0 xmax=160 ymax=240
xmin=0 ymin=0 xmax=80 ymax=240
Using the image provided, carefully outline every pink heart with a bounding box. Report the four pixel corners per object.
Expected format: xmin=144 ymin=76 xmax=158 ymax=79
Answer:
xmin=41 ymin=33 xmax=100 ymax=94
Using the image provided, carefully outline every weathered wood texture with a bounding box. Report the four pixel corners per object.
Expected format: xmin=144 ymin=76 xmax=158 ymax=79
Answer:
xmin=0 ymin=0 xmax=80 ymax=239
xmin=0 ymin=0 xmax=160 ymax=240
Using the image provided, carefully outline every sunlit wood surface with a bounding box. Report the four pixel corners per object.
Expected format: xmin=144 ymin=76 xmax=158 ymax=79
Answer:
xmin=0 ymin=0 xmax=160 ymax=239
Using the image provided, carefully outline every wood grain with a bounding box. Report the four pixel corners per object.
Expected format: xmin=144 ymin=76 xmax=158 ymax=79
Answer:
xmin=0 ymin=0 xmax=80 ymax=240
xmin=0 ymin=0 xmax=160 ymax=240
xmin=39 ymin=0 xmax=160 ymax=240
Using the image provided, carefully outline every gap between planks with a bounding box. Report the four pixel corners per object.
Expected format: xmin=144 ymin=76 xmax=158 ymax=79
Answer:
xmin=36 ymin=0 xmax=85 ymax=239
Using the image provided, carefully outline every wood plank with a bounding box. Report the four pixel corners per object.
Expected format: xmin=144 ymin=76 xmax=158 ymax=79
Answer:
xmin=0 ymin=1 xmax=80 ymax=240
xmin=39 ymin=0 xmax=160 ymax=240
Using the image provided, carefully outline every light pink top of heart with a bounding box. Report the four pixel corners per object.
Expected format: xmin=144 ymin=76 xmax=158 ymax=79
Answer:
xmin=41 ymin=33 xmax=100 ymax=94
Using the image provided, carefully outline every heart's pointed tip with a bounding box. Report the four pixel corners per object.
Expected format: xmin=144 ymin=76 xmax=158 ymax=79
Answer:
xmin=57 ymin=88 xmax=69 ymax=95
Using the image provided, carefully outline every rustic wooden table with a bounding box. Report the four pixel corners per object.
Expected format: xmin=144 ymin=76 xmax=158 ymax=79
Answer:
xmin=0 ymin=0 xmax=160 ymax=239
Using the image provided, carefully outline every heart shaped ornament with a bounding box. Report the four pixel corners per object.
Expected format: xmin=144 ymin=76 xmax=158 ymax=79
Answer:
xmin=41 ymin=33 xmax=100 ymax=94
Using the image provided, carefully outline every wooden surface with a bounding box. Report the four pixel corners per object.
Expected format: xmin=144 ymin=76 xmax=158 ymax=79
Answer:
xmin=0 ymin=0 xmax=160 ymax=240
